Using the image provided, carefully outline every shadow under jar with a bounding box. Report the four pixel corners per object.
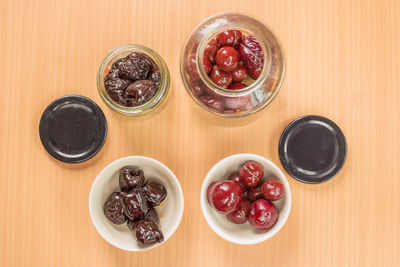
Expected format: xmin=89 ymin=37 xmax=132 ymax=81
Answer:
xmin=180 ymin=13 xmax=285 ymax=117
xmin=97 ymin=45 xmax=170 ymax=116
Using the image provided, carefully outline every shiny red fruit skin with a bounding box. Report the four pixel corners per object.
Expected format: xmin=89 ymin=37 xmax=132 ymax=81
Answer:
xmin=210 ymin=65 xmax=232 ymax=88
xmin=200 ymin=95 xmax=224 ymax=112
xmin=231 ymin=66 xmax=247 ymax=82
xmin=216 ymin=46 xmax=239 ymax=72
xmin=227 ymin=82 xmax=247 ymax=90
xmin=226 ymin=198 xmax=251 ymax=224
xmin=239 ymin=161 xmax=264 ymax=187
xmin=210 ymin=180 xmax=244 ymax=214
xmin=248 ymin=199 xmax=278 ymax=230
xmin=202 ymin=56 xmax=211 ymax=74
xmin=228 ymin=173 xmax=247 ymax=192
xmin=247 ymin=64 xmax=263 ymax=80
xmin=261 ymin=179 xmax=285 ymax=201
xmin=204 ymin=38 xmax=218 ymax=63
xmin=246 ymin=183 xmax=263 ymax=202
xmin=207 ymin=182 xmax=219 ymax=204
xmin=217 ymin=30 xmax=243 ymax=48
xmin=238 ymin=36 xmax=264 ymax=79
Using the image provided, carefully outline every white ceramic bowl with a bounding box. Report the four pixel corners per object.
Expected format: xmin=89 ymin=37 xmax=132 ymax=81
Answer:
xmin=89 ymin=156 xmax=184 ymax=251
xmin=200 ymin=153 xmax=291 ymax=245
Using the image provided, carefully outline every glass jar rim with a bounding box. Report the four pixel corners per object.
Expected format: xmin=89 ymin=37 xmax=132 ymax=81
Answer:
xmin=97 ymin=44 xmax=170 ymax=116
xmin=179 ymin=12 xmax=286 ymax=117
xmin=197 ymin=27 xmax=270 ymax=97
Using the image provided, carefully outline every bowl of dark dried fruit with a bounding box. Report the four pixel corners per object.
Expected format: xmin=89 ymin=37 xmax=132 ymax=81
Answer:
xmin=97 ymin=45 xmax=170 ymax=116
xmin=89 ymin=156 xmax=184 ymax=251
xmin=200 ymin=153 xmax=291 ymax=245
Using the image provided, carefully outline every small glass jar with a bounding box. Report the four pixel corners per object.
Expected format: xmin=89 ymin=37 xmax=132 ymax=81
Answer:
xmin=180 ymin=13 xmax=285 ymax=117
xmin=97 ymin=45 xmax=170 ymax=116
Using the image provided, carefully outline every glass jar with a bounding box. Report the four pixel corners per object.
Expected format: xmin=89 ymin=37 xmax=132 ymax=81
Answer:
xmin=97 ymin=44 xmax=170 ymax=116
xmin=180 ymin=13 xmax=285 ymax=117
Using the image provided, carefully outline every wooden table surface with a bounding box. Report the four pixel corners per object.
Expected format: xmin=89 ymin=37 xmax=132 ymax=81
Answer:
xmin=1 ymin=0 xmax=399 ymax=266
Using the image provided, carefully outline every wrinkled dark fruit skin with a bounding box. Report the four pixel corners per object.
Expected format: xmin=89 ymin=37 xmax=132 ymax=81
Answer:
xmin=111 ymin=58 xmax=126 ymax=70
xmin=104 ymin=72 xmax=131 ymax=103
xmin=142 ymin=181 xmax=167 ymax=206
xmin=139 ymin=53 xmax=159 ymax=73
xmin=118 ymin=52 xmax=152 ymax=81
xmin=132 ymin=219 xmax=164 ymax=244
xmin=124 ymin=80 xmax=158 ymax=106
xmin=103 ymin=192 xmax=126 ymax=225
xmin=103 ymin=52 xmax=161 ymax=107
xmin=238 ymin=36 xmax=264 ymax=80
xmin=106 ymin=68 xmax=120 ymax=79
xmin=120 ymin=188 xmax=149 ymax=220
xmin=119 ymin=166 xmax=145 ymax=192
xmin=150 ymin=70 xmax=161 ymax=87
xmin=144 ymin=208 xmax=160 ymax=225
xmin=127 ymin=208 xmax=160 ymax=231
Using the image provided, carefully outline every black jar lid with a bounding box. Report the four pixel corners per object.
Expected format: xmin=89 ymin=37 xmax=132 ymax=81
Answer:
xmin=278 ymin=115 xmax=347 ymax=184
xmin=39 ymin=95 xmax=107 ymax=163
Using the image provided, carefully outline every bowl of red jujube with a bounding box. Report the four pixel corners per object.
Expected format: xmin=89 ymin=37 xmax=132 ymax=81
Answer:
xmin=200 ymin=153 xmax=291 ymax=245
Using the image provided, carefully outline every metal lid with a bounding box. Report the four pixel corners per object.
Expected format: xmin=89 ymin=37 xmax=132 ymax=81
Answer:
xmin=278 ymin=115 xmax=347 ymax=183
xmin=39 ymin=95 xmax=107 ymax=163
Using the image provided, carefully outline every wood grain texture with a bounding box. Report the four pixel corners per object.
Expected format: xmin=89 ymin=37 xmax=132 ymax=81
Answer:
xmin=1 ymin=0 xmax=399 ymax=266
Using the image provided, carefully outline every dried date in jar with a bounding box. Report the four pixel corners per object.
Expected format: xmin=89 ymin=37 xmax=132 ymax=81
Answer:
xmin=118 ymin=53 xmax=152 ymax=81
xmin=124 ymin=80 xmax=158 ymax=106
xmin=98 ymin=45 xmax=170 ymax=116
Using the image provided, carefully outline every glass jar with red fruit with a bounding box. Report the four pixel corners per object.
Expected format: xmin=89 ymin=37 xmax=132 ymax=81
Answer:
xmin=180 ymin=13 xmax=285 ymax=117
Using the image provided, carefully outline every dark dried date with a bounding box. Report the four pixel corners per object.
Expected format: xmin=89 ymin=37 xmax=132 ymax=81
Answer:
xmin=111 ymin=58 xmax=126 ymax=70
xmin=142 ymin=181 xmax=167 ymax=206
xmin=144 ymin=208 xmax=160 ymax=225
xmin=132 ymin=219 xmax=164 ymax=244
xmin=119 ymin=166 xmax=145 ymax=192
xmin=124 ymin=80 xmax=158 ymax=106
xmin=120 ymin=188 xmax=149 ymax=220
xmin=104 ymin=51 xmax=161 ymax=107
xmin=103 ymin=192 xmax=126 ymax=225
xmin=126 ymin=208 xmax=160 ymax=231
xmin=150 ymin=70 xmax=161 ymax=87
xmin=118 ymin=52 xmax=151 ymax=81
